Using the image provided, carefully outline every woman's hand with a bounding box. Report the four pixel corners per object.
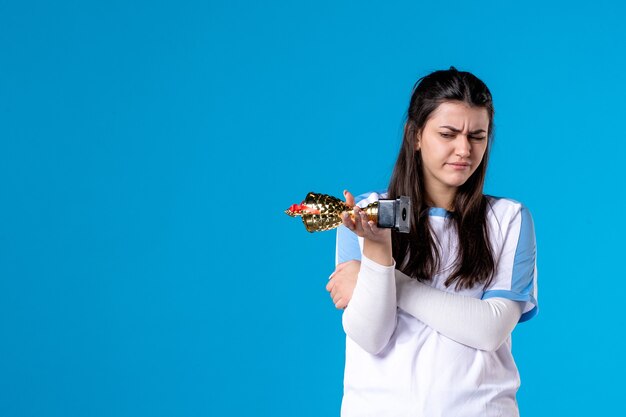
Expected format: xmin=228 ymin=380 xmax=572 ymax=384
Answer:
xmin=341 ymin=190 xmax=393 ymax=266
xmin=326 ymin=260 xmax=361 ymax=309
xmin=341 ymin=190 xmax=391 ymax=245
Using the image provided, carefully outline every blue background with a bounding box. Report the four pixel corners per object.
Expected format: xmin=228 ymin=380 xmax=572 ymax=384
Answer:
xmin=1 ymin=0 xmax=624 ymax=415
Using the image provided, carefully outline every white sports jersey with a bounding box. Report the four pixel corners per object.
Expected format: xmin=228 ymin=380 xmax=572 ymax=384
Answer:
xmin=335 ymin=191 xmax=538 ymax=417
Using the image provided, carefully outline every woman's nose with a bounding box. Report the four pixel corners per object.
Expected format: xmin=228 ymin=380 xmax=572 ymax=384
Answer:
xmin=455 ymin=137 xmax=471 ymax=157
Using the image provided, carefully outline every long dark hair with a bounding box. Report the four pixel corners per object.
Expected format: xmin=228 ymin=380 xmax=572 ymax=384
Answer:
xmin=387 ymin=66 xmax=496 ymax=291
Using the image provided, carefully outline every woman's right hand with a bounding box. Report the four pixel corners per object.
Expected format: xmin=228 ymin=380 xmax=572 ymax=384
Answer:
xmin=341 ymin=190 xmax=393 ymax=266
xmin=341 ymin=190 xmax=392 ymax=246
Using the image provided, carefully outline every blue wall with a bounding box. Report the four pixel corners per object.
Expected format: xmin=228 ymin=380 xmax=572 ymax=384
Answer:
xmin=1 ymin=1 xmax=624 ymax=415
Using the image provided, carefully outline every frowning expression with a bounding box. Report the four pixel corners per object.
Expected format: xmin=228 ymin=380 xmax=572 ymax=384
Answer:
xmin=417 ymin=101 xmax=490 ymax=196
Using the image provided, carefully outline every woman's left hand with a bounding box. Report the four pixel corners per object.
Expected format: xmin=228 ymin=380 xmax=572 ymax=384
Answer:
xmin=326 ymin=260 xmax=361 ymax=310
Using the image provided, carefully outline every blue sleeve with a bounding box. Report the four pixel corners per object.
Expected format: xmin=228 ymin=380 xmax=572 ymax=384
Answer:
xmin=334 ymin=190 xmax=385 ymax=266
xmin=482 ymin=204 xmax=538 ymax=323
xmin=335 ymin=224 xmax=362 ymax=266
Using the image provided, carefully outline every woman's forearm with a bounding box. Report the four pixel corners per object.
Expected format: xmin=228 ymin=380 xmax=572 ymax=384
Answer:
xmin=394 ymin=270 xmax=522 ymax=352
xmin=342 ymin=254 xmax=397 ymax=355
xmin=362 ymin=238 xmax=393 ymax=266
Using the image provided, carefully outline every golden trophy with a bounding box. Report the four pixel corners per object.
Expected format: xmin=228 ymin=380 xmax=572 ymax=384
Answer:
xmin=285 ymin=192 xmax=411 ymax=233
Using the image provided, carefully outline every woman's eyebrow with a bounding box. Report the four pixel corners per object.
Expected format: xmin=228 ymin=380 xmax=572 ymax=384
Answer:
xmin=439 ymin=125 xmax=486 ymax=134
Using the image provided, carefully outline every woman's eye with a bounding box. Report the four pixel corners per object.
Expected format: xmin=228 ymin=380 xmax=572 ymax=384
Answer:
xmin=470 ymin=136 xmax=487 ymax=141
xmin=440 ymin=133 xmax=454 ymax=138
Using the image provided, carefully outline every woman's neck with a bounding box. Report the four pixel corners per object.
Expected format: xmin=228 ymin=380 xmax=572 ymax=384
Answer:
xmin=425 ymin=185 xmax=456 ymax=211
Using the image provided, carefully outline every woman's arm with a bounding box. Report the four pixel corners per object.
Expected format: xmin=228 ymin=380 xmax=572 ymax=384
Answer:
xmin=395 ymin=270 xmax=522 ymax=352
xmin=396 ymin=201 xmax=537 ymax=350
xmin=337 ymin=193 xmax=398 ymax=355
xmin=330 ymin=263 xmax=521 ymax=352
xmin=341 ymin=253 xmax=397 ymax=355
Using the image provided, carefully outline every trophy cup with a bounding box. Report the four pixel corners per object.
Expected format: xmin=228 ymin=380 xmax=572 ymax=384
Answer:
xmin=285 ymin=192 xmax=411 ymax=233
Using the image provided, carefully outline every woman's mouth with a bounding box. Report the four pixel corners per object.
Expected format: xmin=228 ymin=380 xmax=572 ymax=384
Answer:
xmin=447 ymin=162 xmax=471 ymax=170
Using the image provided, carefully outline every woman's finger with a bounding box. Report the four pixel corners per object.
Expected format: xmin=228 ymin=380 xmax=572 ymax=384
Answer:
xmin=344 ymin=190 xmax=355 ymax=207
xmin=353 ymin=206 xmax=364 ymax=236
xmin=333 ymin=293 xmax=342 ymax=305
xmin=331 ymin=285 xmax=342 ymax=300
xmin=341 ymin=211 xmax=355 ymax=231
xmin=367 ymin=219 xmax=378 ymax=235
xmin=358 ymin=209 xmax=373 ymax=238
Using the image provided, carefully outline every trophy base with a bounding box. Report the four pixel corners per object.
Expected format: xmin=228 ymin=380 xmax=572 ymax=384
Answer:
xmin=377 ymin=196 xmax=411 ymax=233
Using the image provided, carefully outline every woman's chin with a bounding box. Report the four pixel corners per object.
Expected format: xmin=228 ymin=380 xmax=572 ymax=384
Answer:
xmin=443 ymin=174 xmax=471 ymax=188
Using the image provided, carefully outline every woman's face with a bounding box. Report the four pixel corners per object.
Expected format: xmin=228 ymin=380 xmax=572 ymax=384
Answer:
xmin=417 ymin=100 xmax=490 ymax=199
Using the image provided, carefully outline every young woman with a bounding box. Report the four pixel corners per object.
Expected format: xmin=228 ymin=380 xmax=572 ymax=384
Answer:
xmin=326 ymin=67 xmax=538 ymax=417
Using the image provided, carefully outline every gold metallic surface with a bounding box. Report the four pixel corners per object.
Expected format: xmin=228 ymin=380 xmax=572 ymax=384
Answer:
xmin=286 ymin=192 xmax=379 ymax=233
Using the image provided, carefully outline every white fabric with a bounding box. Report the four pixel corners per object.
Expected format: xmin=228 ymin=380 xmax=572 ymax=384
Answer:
xmin=337 ymin=191 xmax=538 ymax=417
xmin=341 ymin=254 xmax=397 ymax=355
xmin=395 ymin=269 xmax=523 ymax=352
xmin=342 ymin=261 xmax=523 ymax=354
